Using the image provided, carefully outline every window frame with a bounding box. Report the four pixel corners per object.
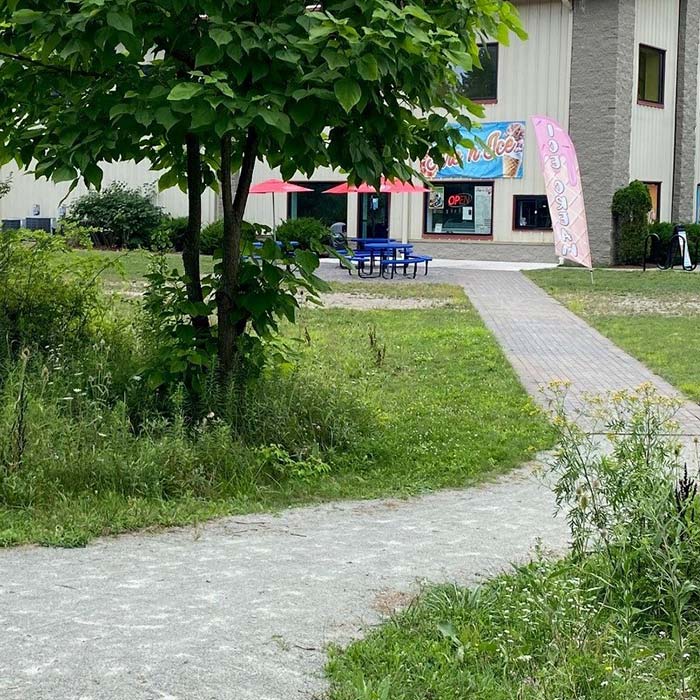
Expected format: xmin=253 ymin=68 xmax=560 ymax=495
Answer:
xmin=637 ymin=44 xmax=666 ymax=107
xmin=422 ymin=180 xmax=494 ymax=237
xmin=456 ymin=42 xmax=499 ymax=104
xmin=512 ymin=195 xmax=553 ymax=231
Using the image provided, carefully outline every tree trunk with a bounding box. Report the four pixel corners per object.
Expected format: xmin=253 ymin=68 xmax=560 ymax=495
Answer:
xmin=217 ymin=129 xmax=257 ymax=380
xmin=183 ymin=133 xmax=209 ymax=333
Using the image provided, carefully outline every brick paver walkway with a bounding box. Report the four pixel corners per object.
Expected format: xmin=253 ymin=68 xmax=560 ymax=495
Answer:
xmin=461 ymin=270 xmax=700 ymax=432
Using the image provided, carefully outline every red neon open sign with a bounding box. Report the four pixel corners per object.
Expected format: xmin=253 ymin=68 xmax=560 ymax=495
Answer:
xmin=447 ymin=193 xmax=472 ymax=207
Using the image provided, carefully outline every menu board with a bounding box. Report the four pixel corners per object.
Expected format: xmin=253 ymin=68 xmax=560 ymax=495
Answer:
xmin=474 ymin=186 xmax=492 ymax=234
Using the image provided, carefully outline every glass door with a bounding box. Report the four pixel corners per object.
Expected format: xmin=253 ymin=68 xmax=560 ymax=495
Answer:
xmin=358 ymin=193 xmax=390 ymax=238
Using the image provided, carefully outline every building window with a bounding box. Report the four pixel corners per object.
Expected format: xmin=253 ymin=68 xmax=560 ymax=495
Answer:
xmin=425 ymin=182 xmax=493 ymax=235
xmin=513 ymin=195 xmax=552 ymax=230
xmin=288 ymin=181 xmax=347 ymax=227
xmin=644 ymin=182 xmax=661 ymax=223
xmin=455 ymin=44 xmax=498 ymax=102
xmin=638 ymin=45 xmax=665 ymax=105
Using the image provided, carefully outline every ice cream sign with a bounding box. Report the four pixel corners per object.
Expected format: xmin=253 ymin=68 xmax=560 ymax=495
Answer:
xmin=420 ymin=122 xmax=525 ymax=180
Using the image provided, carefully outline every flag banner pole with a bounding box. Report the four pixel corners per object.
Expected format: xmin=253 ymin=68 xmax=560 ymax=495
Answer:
xmin=532 ymin=115 xmax=593 ymax=269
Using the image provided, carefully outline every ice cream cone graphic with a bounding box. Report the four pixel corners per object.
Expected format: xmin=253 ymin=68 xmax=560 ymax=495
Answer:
xmin=502 ymin=154 xmax=522 ymax=178
xmin=503 ymin=123 xmax=525 ymax=178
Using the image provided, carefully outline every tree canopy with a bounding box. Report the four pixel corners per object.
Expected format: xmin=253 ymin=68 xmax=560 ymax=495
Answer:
xmin=0 ymin=0 xmax=525 ymax=188
xmin=0 ymin=0 xmax=526 ymax=378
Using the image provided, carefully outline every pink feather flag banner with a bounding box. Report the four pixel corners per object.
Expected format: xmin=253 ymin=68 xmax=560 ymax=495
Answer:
xmin=532 ymin=115 xmax=592 ymax=269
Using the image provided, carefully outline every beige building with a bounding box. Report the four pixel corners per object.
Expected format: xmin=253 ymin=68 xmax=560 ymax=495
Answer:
xmin=2 ymin=0 xmax=699 ymax=264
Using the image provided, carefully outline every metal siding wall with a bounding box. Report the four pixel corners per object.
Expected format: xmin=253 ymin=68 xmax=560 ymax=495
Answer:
xmin=0 ymin=160 xmax=213 ymax=224
xmin=630 ymin=0 xmax=679 ymax=221
xmin=404 ymin=0 xmax=572 ymax=242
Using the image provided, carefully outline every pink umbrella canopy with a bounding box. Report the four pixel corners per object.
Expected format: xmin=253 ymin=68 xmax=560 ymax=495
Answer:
xmin=323 ymin=178 xmax=430 ymax=194
xmin=249 ymin=178 xmax=313 ymax=194
xmin=248 ymin=179 xmax=313 ymax=237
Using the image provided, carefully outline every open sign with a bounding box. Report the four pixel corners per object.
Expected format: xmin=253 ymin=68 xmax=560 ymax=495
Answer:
xmin=447 ymin=193 xmax=472 ymax=207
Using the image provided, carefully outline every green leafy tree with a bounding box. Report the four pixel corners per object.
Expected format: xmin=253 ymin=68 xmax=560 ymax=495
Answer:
xmin=0 ymin=174 xmax=10 ymax=200
xmin=0 ymin=0 xmax=525 ymax=380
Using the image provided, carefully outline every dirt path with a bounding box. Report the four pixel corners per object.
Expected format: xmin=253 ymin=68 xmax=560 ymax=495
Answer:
xmin=0 ymin=467 xmax=565 ymax=700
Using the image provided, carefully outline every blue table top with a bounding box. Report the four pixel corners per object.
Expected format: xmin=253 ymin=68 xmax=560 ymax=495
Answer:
xmin=363 ymin=242 xmax=412 ymax=250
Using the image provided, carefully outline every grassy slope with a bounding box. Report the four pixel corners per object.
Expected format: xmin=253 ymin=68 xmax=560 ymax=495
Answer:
xmin=0 ymin=259 xmax=551 ymax=546
xmin=528 ymin=268 xmax=700 ymax=402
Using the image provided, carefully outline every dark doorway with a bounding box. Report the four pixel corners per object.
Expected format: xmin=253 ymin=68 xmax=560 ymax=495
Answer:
xmin=358 ymin=193 xmax=390 ymax=238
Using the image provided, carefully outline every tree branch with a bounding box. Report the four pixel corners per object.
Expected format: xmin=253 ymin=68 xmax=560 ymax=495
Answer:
xmin=0 ymin=50 xmax=103 ymax=78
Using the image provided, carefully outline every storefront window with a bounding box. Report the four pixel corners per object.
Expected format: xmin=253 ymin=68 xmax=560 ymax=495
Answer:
xmin=513 ymin=195 xmax=552 ymax=230
xmin=455 ymin=44 xmax=498 ymax=102
xmin=425 ymin=182 xmax=493 ymax=235
xmin=288 ymin=181 xmax=347 ymax=227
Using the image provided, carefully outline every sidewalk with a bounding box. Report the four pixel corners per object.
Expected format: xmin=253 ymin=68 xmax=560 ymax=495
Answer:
xmin=461 ymin=270 xmax=700 ymax=431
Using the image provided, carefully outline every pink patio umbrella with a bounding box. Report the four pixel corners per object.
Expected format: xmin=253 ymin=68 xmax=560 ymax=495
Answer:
xmin=249 ymin=178 xmax=313 ymax=237
xmin=323 ymin=177 xmax=430 ymax=194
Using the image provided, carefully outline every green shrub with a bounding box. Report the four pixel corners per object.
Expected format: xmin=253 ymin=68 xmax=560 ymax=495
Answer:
xmin=549 ymin=385 xmax=700 ymax=634
xmin=200 ymin=219 xmax=269 ymax=254
xmin=612 ymin=180 xmax=652 ymax=265
xmin=155 ymin=216 xmax=189 ymax=252
xmin=645 ymin=222 xmax=700 ymax=264
xmin=0 ymin=229 xmax=109 ymax=354
xmin=68 ymin=181 xmax=165 ymax=249
xmin=55 ymin=219 xmax=97 ymax=249
xmin=275 ymin=217 xmax=330 ymax=250
xmin=200 ymin=219 xmax=223 ymax=255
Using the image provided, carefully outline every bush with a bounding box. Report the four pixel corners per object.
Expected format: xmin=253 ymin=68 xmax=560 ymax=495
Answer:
xmin=275 ymin=217 xmax=331 ymax=250
xmin=154 ymin=216 xmax=189 ymax=252
xmin=199 ymin=219 xmax=269 ymax=254
xmin=646 ymin=222 xmax=700 ymax=265
xmin=68 ymin=181 xmax=165 ymax=249
xmin=200 ymin=219 xmax=223 ymax=255
xmin=55 ymin=219 xmax=97 ymax=249
xmin=0 ymin=229 xmax=108 ymax=354
xmin=612 ymin=180 xmax=652 ymax=264
xmin=549 ymin=384 xmax=700 ymax=633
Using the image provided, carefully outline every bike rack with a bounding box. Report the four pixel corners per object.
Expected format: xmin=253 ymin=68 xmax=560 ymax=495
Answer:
xmin=643 ymin=228 xmax=698 ymax=272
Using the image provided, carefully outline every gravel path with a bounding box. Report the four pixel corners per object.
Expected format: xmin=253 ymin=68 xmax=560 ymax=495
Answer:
xmin=0 ymin=468 xmax=565 ymax=700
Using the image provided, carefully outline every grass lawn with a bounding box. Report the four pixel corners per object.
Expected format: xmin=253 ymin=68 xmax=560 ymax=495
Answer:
xmin=527 ymin=268 xmax=700 ymax=402
xmin=0 ymin=256 xmax=551 ymax=546
xmin=326 ymin=557 xmax=698 ymax=700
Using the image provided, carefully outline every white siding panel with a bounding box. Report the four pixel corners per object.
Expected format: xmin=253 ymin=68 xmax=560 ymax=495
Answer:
xmin=0 ymin=159 xmax=216 ymax=225
xmin=404 ymin=0 xmax=572 ymax=242
xmin=630 ymin=0 xmax=679 ymax=222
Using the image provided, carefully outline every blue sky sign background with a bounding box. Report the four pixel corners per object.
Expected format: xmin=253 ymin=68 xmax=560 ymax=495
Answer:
xmin=420 ymin=122 xmax=526 ymax=180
